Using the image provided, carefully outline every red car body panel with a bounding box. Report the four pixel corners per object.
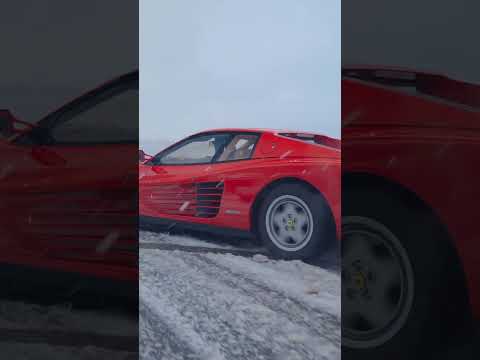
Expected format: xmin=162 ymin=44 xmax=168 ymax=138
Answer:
xmin=0 ymin=72 xmax=138 ymax=282
xmin=342 ymin=67 xmax=480 ymax=318
xmin=139 ymin=129 xmax=341 ymax=239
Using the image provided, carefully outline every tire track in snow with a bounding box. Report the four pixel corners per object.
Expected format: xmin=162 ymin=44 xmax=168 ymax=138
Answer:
xmin=0 ymin=328 xmax=137 ymax=352
xmin=141 ymin=253 xmax=276 ymax=360
xmin=140 ymin=249 xmax=340 ymax=360
xmin=140 ymin=241 xmax=266 ymax=257
xmin=177 ymin=251 xmax=340 ymax=348
xmin=139 ymin=231 xmax=339 ymax=272
xmin=140 ymin=297 xmax=204 ymax=360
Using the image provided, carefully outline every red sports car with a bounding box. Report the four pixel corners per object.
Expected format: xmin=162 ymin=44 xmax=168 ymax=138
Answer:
xmin=0 ymin=72 xmax=138 ymax=294
xmin=342 ymin=66 xmax=480 ymax=356
xmin=139 ymin=129 xmax=340 ymax=259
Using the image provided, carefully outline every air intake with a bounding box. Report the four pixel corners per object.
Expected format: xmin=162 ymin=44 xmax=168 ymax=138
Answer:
xmin=195 ymin=181 xmax=224 ymax=218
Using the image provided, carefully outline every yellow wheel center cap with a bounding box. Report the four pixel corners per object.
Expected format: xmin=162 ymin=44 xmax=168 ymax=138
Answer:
xmin=353 ymin=272 xmax=366 ymax=290
xmin=287 ymin=219 xmax=295 ymax=229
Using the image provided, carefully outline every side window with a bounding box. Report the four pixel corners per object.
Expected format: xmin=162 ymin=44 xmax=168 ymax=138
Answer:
xmin=216 ymin=134 xmax=258 ymax=162
xmin=155 ymin=134 xmax=231 ymax=165
xmin=50 ymin=88 xmax=138 ymax=144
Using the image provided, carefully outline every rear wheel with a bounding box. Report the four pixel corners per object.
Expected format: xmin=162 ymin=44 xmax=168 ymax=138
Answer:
xmin=342 ymin=185 xmax=471 ymax=359
xmin=257 ymin=183 xmax=334 ymax=259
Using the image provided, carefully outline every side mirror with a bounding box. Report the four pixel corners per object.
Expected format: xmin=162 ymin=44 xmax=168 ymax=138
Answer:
xmin=139 ymin=149 xmax=146 ymax=162
xmin=0 ymin=110 xmax=16 ymax=137
xmin=0 ymin=110 xmax=35 ymax=138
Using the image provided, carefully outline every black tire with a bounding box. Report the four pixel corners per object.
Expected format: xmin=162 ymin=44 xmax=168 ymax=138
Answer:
xmin=256 ymin=183 xmax=334 ymax=260
xmin=342 ymin=185 xmax=471 ymax=360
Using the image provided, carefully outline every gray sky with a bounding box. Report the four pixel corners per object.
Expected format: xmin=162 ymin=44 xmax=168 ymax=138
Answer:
xmin=342 ymin=0 xmax=480 ymax=83
xmin=1 ymin=1 xmax=137 ymax=121
xmin=140 ymin=0 xmax=340 ymax=145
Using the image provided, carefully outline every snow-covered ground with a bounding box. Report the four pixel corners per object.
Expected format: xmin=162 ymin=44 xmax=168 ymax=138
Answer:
xmin=1 ymin=343 xmax=136 ymax=360
xmin=141 ymin=230 xmax=265 ymax=254
xmin=0 ymin=297 xmax=137 ymax=359
xmin=140 ymin=230 xmax=341 ymax=360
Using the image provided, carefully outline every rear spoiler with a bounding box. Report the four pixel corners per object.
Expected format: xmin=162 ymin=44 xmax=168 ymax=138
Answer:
xmin=342 ymin=66 xmax=480 ymax=109
xmin=279 ymin=132 xmax=341 ymax=150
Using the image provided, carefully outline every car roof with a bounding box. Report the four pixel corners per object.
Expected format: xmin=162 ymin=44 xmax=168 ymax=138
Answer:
xmin=194 ymin=128 xmax=324 ymax=136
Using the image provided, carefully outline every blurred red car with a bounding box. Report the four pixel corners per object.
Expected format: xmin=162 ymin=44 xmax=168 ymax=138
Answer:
xmin=342 ymin=66 xmax=479 ymax=355
xmin=139 ymin=129 xmax=340 ymax=259
xmin=0 ymin=72 xmax=138 ymax=292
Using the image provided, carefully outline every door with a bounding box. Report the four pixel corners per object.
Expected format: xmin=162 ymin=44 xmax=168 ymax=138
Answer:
xmin=140 ymin=132 xmax=260 ymax=222
xmin=7 ymin=74 xmax=138 ymax=268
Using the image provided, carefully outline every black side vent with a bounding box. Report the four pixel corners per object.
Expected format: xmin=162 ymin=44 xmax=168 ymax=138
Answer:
xmin=195 ymin=181 xmax=224 ymax=218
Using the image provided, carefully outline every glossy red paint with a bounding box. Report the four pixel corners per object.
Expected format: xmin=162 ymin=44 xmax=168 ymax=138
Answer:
xmin=342 ymin=67 xmax=480 ymax=318
xmin=0 ymin=72 xmax=138 ymax=282
xmin=139 ymin=129 xmax=341 ymax=239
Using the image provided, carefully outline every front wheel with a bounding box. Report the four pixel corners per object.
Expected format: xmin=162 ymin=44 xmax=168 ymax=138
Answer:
xmin=257 ymin=183 xmax=334 ymax=260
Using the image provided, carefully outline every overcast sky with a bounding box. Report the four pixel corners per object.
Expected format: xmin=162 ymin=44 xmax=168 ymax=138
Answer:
xmin=140 ymin=0 xmax=340 ymax=145
xmin=342 ymin=0 xmax=480 ymax=83
xmin=1 ymin=1 xmax=137 ymax=121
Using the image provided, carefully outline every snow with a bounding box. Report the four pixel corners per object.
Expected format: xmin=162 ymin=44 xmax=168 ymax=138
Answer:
xmin=0 ymin=301 xmax=136 ymax=334
xmin=140 ymin=230 xmax=263 ymax=252
xmin=0 ymin=230 xmax=340 ymax=359
xmin=252 ymin=254 xmax=269 ymax=263
xmin=0 ymin=300 xmax=137 ymax=359
xmin=140 ymin=231 xmax=340 ymax=360
xmin=0 ymin=343 xmax=136 ymax=360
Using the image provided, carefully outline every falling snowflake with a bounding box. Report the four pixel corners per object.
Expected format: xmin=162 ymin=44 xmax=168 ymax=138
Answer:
xmin=280 ymin=150 xmax=293 ymax=159
xmin=179 ymin=201 xmax=190 ymax=212
xmin=96 ymin=231 xmax=120 ymax=254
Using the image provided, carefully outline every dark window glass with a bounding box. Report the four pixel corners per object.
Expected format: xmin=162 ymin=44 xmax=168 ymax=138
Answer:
xmin=50 ymin=88 xmax=138 ymax=144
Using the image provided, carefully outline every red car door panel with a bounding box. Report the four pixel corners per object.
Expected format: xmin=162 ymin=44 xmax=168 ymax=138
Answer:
xmin=0 ymin=72 xmax=138 ymax=280
xmin=2 ymin=144 xmax=136 ymax=267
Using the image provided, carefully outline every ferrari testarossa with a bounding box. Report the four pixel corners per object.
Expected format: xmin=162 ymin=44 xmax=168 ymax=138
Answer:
xmin=139 ymin=129 xmax=340 ymax=259
xmin=0 ymin=72 xmax=138 ymax=298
